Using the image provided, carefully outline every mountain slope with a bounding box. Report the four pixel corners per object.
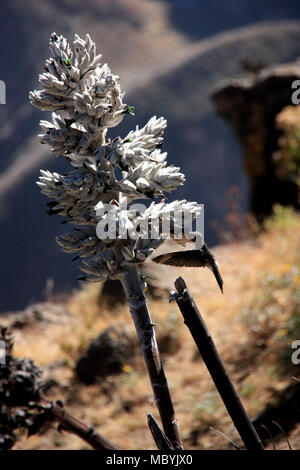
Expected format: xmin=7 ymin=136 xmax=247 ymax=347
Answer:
xmin=2 ymin=207 xmax=300 ymax=450
xmin=1 ymin=1 xmax=300 ymax=310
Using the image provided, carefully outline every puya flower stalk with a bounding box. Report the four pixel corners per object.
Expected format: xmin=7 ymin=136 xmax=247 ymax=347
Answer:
xmin=30 ymin=32 xmax=202 ymax=448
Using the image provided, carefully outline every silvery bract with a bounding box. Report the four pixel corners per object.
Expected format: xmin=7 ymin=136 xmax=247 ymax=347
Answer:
xmin=30 ymin=33 xmax=201 ymax=281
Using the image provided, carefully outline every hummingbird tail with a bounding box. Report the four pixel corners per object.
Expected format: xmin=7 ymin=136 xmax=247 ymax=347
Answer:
xmin=211 ymin=264 xmax=223 ymax=294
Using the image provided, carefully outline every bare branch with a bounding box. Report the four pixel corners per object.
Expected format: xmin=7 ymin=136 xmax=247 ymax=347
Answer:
xmin=147 ymin=414 xmax=174 ymax=451
xmin=47 ymin=400 xmax=118 ymax=450
xmin=173 ymin=276 xmax=264 ymax=451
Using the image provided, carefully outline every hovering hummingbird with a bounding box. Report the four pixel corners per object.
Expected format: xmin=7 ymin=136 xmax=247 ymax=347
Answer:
xmin=152 ymin=241 xmax=223 ymax=294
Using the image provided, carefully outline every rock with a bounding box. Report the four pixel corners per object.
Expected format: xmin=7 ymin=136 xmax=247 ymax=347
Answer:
xmin=212 ymin=61 xmax=300 ymax=221
xmin=253 ymin=382 xmax=300 ymax=445
xmin=99 ymin=268 xmax=168 ymax=309
xmin=75 ymin=323 xmax=136 ymax=384
xmin=99 ymin=280 xmax=126 ymax=308
xmin=0 ymin=303 xmax=72 ymax=330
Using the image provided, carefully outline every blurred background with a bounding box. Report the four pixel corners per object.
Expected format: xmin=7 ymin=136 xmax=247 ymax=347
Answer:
xmin=1 ymin=0 xmax=300 ymax=451
xmin=1 ymin=0 xmax=300 ymax=311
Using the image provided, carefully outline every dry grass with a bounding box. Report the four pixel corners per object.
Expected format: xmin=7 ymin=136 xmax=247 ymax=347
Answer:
xmin=3 ymin=206 xmax=300 ymax=450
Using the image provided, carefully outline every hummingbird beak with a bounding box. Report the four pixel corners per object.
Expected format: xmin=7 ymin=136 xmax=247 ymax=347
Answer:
xmin=209 ymin=262 xmax=223 ymax=294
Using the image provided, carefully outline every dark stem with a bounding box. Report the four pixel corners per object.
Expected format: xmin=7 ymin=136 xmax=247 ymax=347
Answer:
xmin=43 ymin=400 xmax=118 ymax=450
xmin=120 ymin=266 xmax=183 ymax=449
xmin=173 ymin=277 xmax=264 ymax=451
xmin=147 ymin=414 xmax=175 ymax=451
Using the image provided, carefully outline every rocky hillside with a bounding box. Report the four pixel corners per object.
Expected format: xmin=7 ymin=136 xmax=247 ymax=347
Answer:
xmin=1 ymin=207 xmax=300 ymax=450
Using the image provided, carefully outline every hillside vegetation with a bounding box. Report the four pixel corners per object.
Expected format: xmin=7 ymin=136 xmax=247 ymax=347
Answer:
xmin=2 ymin=207 xmax=300 ymax=450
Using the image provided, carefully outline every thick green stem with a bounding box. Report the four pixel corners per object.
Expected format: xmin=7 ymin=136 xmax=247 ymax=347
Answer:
xmin=120 ymin=266 xmax=182 ymax=449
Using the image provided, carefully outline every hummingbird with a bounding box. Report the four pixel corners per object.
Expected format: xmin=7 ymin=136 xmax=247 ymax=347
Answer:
xmin=152 ymin=241 xmax=223 ymax=294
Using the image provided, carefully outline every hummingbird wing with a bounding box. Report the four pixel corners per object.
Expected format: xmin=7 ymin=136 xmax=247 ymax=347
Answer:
xmin=152 ymin=250 xmax=208 ymax=267
xmin=152 ymin=249 xmax=223 ymax=293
